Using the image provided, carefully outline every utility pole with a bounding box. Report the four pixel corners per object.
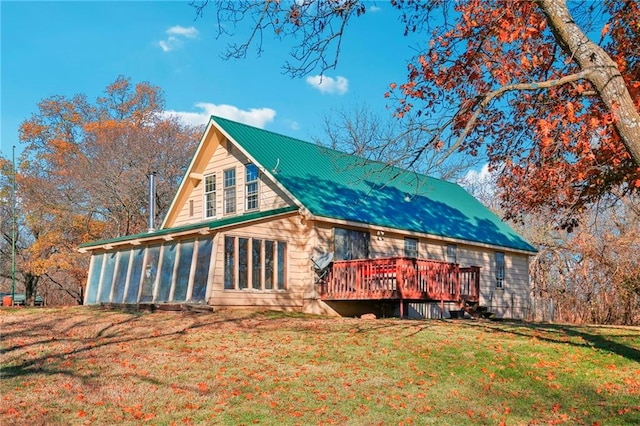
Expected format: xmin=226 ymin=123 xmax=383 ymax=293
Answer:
xmin=11 ymin=145 xmax=16 ymax=306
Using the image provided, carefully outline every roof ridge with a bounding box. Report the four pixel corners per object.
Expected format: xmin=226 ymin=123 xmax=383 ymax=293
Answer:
xmin=211 ymin=114 xmax=335 ymax=151
xmin=209 ymin=115 xmax=453 ymax=187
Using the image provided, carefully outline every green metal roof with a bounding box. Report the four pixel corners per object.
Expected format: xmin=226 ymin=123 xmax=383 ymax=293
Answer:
xmin=79 ymin=206 xmax=298 ymax=249
xmin=213 ymin=115 xmax=536 ymax=253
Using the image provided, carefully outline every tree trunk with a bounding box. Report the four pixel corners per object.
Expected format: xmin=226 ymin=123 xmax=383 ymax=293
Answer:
xmin=537 ymin=0 xmax=640 ymax=166
xmin=24 ymin=273 xmax=39 ymax=306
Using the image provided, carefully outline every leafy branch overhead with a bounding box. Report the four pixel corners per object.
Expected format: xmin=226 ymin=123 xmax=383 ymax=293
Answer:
xmin=194 ymin=0 xmax=366 ymax=77
xmin=197 ymin=0 xmax=640 ymax=226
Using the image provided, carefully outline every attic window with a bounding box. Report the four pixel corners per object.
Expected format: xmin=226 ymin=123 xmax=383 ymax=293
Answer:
xmin=224 ymin=168 xmax=236 ymax=215
xmin=245 ymin=163 xmax=259 ymax=211
xmin=204 ymin=174 xmax=216 ymax=218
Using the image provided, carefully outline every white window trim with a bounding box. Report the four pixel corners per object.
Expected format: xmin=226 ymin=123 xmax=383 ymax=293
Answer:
xmin=404 ymin=237 xmax=418 ymax=258
xmin=223 ymin=168 xmax=236 ymax=215
xmin=495 ymin=251 xmax=505 ymax=289
xmin=245 ymin=163 xmax=259 ymax=211
xmin=203 ymin=173 xmax=216 ymax=219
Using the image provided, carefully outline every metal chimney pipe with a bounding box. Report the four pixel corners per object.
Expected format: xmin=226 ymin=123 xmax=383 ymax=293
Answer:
xmin=148 ymin=172 xmax=156 ymax=233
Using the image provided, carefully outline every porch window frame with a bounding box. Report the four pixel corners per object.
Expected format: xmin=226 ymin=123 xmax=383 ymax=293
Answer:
xmin=223 ymin=234 xmax=288 ymax=291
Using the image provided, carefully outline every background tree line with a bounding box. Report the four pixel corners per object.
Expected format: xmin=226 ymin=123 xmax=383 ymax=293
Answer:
xmin=0 ymin=76 xmax=200 ymax=306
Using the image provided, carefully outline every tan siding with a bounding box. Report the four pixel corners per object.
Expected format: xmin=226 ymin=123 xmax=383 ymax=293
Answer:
xmin=172 ymin=139 xmax=295 ymax=227
xmin=370 ymin=231 xmax=403 ymax=258
xmin=425 ymin=241 xmax=447 ymax=261
xmin=206 ymin=214 xmax=318 ymax=309
xmin=490 ymin=253 xmax=531 ymax=318
xmin=453 ymin=246 xmax=531 ymax=318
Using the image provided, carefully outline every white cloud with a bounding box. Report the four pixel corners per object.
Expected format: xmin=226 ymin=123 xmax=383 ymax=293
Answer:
xmin=158 ymin=25 xmax=199 ymax=52
xmin=289 ymin=121 xmax=300 ymax=131
xmin=166 ymin=26 xmax=198 ymax=38
xmin=163 ymin=103 xmax=276 ymax=128
xmin=459 ymin=163 xmax=499 ymax=208
xmin=461 ymin=163 xmax=492 ymax=184
xmin=369 ymin=5 xmax=382 ymax=12
xmin=158 ymin=36 xmax=178 ymax=52
xmin=305 ymin=75 xmax=349 ymax=95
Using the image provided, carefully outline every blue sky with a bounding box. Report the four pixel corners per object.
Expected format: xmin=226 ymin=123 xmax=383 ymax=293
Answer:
xmin=1 ymin=1 xmax=422 ymax=160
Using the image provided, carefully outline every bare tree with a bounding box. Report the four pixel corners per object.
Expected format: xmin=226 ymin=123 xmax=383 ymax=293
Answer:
xmin=313 ymin=104 xmax=482 ymax=182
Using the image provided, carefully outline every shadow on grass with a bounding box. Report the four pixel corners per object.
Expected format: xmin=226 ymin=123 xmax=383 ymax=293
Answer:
xmin=461 ymin=320 xmax=640 ymax=363
xmin=0 ymin=307 xmax=266 ymax=380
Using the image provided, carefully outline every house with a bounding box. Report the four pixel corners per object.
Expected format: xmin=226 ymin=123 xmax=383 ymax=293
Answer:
xmin=79 ymin=116 xmax=537 ymax=319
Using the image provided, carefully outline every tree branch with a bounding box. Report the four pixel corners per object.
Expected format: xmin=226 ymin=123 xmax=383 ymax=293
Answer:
xmin=437 ymin=68 xmax=595 ymax=169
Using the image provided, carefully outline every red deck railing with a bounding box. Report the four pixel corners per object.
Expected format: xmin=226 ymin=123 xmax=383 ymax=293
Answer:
xmin=320 ymin=257 xmax=480 ymax=304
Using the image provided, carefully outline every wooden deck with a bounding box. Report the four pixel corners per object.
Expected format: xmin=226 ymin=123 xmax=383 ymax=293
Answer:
xmin=320 ymin=257 xmax=480 ymax=307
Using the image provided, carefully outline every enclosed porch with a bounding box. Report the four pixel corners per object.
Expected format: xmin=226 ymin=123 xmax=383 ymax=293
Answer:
xmin=319 ymin=257 xmax=480 ymax=317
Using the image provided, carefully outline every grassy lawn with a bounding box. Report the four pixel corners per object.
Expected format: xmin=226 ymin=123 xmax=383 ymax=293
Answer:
xmin=1 ymin=307 xmax=639 ymax=425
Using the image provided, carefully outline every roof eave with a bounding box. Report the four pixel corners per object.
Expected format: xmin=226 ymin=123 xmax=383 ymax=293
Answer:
xmin=311 ymin=215 xmax=537 ymax=255
xmin=79 ymin=206 xmax=298 ymax=252
xmin=160 ymin=118 xmax=218 ymax=229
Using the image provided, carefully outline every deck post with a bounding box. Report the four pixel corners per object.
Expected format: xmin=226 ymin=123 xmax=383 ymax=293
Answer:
xmin=400 ymin=298 xmax=404 ymax=319
xmin=454 ymin=264 xmax=460 ymax=302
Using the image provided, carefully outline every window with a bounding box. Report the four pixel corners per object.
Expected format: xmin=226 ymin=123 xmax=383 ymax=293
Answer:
xmin=204 ymin=174 xmax=216 ymax=218
xmin=125 ymin=248 xmax=145 ymax=303
xmin=224 ymin=235 xmax=287 ymax=291
xmin=238 ymin=237 xmax=249 ymax=289
xmin=192 ymin=238 xmax=213 ymax=301
xmin=223 ymin=169 xmax=236 ymax=214
xmin=85 ymin=253 xmax=104 ymax=304
xmin=264 ymin=240 xmax=274 ymax=290
xmin=99 ymin=252 xmax=117 ymax=303
xmin=113 ymin=251 xmax=131 ymax=303
xmin=245 ymin=163 xmax=259 ymax=211
xmin=158 ymin=244 xmax=177 ymax=302
xmin=446 ymin=244 xmax=457 ymax=264
xmin=334 ymin=228 xmax=370 ymax=261
xmin=252 ymin=239 xmax=262 ymax=290
xmin=404 ymin=238 xmax=418 ymax=258
xmin=495 ymin=252 xmax=505 ymax=288
xmin=224 ymin=236 xmax=235 ymax=289
xmin=140 ymin=245 xmax=160 ymax=302
xmin=173 ymin=240 xmax=194 ymax=301
xmin=277 ymin=242 xmax=287 ymax=290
